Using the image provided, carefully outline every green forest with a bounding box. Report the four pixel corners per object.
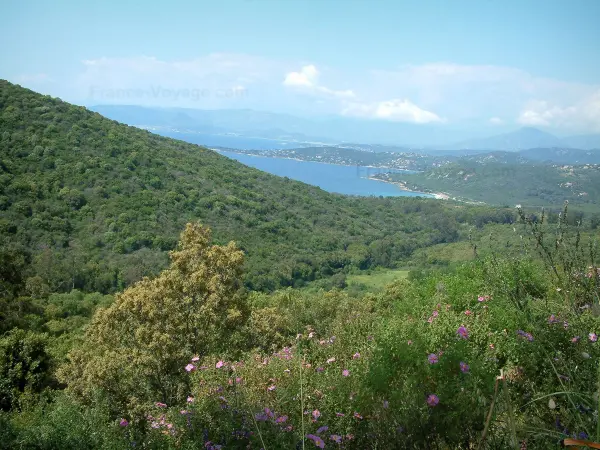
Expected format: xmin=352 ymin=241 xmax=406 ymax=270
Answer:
xmin=1 ymin=81 xmax=600 ymax=449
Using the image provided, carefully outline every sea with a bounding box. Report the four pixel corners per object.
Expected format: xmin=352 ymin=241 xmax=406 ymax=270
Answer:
xmin=158 ymin=131 xmax=433 ymax=198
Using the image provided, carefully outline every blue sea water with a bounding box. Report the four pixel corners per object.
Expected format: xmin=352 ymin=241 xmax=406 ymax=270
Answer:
xmin=216 ymin=150 xmax=434 ymax=198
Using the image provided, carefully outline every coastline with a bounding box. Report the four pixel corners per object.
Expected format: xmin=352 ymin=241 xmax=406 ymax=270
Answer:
xmin=366 ymin=176 xmax=450 ymax=200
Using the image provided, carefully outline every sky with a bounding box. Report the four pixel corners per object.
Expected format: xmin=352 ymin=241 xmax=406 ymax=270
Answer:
xmin=1 ymin=0 xmax=600 ymax=136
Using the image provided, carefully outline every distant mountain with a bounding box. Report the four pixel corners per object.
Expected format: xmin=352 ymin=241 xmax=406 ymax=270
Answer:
xmin=519 ymin=147 xmax=600 ymax=165
xmin=450 ymin=127 xmax=564 ymax=151
xmin=562 ymin=134 xmax=600 ymax=150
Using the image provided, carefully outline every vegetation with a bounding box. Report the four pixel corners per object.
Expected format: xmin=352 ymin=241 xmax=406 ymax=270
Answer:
xmin=376 ymin=159 xmax=600 ymax=212
xmin=2 ymin=81 xmax=600 ymax=449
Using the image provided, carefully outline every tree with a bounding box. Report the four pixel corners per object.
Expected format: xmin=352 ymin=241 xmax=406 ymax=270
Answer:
xmin=59 ymin=223 xmax=248 ymax=414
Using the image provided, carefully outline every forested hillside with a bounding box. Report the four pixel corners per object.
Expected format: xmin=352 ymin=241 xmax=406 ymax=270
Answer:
xmin=0 ymin=81 xmax=520 ymax=296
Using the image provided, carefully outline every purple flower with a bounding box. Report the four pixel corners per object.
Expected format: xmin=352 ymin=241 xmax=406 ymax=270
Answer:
xmin=457 ymin=326 xmax=469 ymax=339
xmin=187 ymin=396 xmax=194 ymax=403
xmin=330 ymin=434 xmax=342 ymax=443
xmin=342 ymin=369 xmax=350 ymax=377
xmin=459 ymin=361 xmax=470 ymax=373
xmin=548 ymin=314 xmax=560 ymax=324
xmin=317 ymin=426 xmax=329 ymax=434
xmin=432 ymin=310 xmax=439 ymax=318
xmin=589 ymin=333 xmax=598 ymax=342
xmin=335 ymin=412 xmax=345 ymax=417
xmin=275 ymin=415 xmax=288 ymax=423
xmin=316 ymin=367 xmax=324 ymax=373
xmin=517 ymin=330 xmax=534 ymax=342
xmin=428 ymin=353 xmax=439 ymax=364
xmin=353 ymin=412 xmax=363 ymax=419
xmin=264 ymin=407 xmax=274 ymax=418
xmin=254 ymin=413 xmax=269 ymax=422
xmin=185 ymin=363 xmax=196 ymax=372
xmin=119 ymin=418 xmax=128 ymax=427
xmin=352 ymin=352 xmax=360 ymax=359
xmin=427 ymin=394 xmax=439 ymax=407
xmin=267 ymin=385 xmax=276 ymax=391
xmin=307 ymin=434 xmax=325 ymax=448
xmin=383 ymin=400 xmax=389 ymax=409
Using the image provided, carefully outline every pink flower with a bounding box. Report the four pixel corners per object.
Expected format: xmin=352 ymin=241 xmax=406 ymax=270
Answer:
xmin=465 ymin=310 xmax=472 ymax=316
xmin=185 ymin=363 xmax=196 ymax=372
xmin=572 ymin=336 xmax=580 ymax=343
xmin=330 ymin=434 xmax=342 ymax=443
xmin=427 ymin=394 xmax=439 ymax=407
xmin=342 ymin=369 xmax=350 ymax=377
xmin=353 ymin=412 xmax=363 ymax=419
xmin=407 ymin=340 xmax=413 ymax=345
xmin=191 ymin=355 xmax=200 ymax=362
xmin=275 ymin=415 xmax=288 ymax=423
xmin=352 ymin=352 xmax=360 ymax=359
xmin=457 ymin=326 xmax=469 ymax=339
xmin=312 ymin=409 xmax=321 ymax=420
xmin=459 ymin=361 xmax=470 ymax=373
xmin=335 ymin=412 xmax=345 ymax=417
xmin=187 ymin=396 xmax=194 ymax=403
xmin=589 ymin=333 xmax=598 ymax=342
xmin=267 ymin=385 xmax=276 ymax=391
xmin=316 ymin=367 xmax=324 ymax=372
xmin=155 ymin=402 xmax=167 ymax=408
xmin=428 ymin=353 xmax=439 ymax=364
xmin=119 ymin=418 xmax=128 ymax=427
xmin=215 ymin=360 xmax=224 ymax=369
xmin=432 ymin=310 xmax=439 ymax=318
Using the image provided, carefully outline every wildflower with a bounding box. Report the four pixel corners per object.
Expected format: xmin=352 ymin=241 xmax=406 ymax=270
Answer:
xmin=352 ymin=352 xmax=360 ymax=359
xmin=354 ymin=412 xmax=363 ymax=419
xmin=312 ymin=409 xmax=321 ymax=420
xmin=296 ymin=333 xmax=302 ymax=340
xmin=329 ymin=336 xmax=336 ymax=343
xmin=367 ymin=335 xmax=373 ymax=341
xmin=215 ymin=360 xmax=224 ymax=369
xmin=589 ymin=333 xmax=598 ymax=342
xmin=432 ymin=310 xmax=439 ymax=318
xmin=308 ymin=332 xmax=315 ymax=339
xmin=155 ymin=402 xmax=167 ymax=408
xmin=185 ymin=363 xmax=196 ymax=372
xmin=383 ymin=400 xmax=389 ymax=409
xmin=548 ymin=314 xmax=560 ymax=324
xmin=489 ymin=343 xmax=495 ymax=350
xmin=267 ymin=385 xmax=276 ymax=391
xmin=236 ymin=377 xmax=243 ymax=384
xmin=254 ymin=413 xmax=268 ymax=422
xmin=119 ymin=418 xmax=128 ymax=427
xmin=464 ymin=310 xmax=472 ymax=316
xmin=317 ymin=426 xmax=329 ymax=434
xmin=335 ymin=412 xmax=345 ymax=417
xmin=180 ymin=410 xmax=190 ymax=415
xmin=427 ymin=394 xmax=439 ymax=407
xmin=307 ymin=434 xmax=325 ymax=449
xmin=275 ymin=415 xmax=288 ymax=423
xmin=517 ymin=330 xmax=534 ymax=342
xmin=316 ymin=367 xmax=324 ymax=373
xmin=319 ymin=340 xmax=327 ymax=345
xmin=346 ymin=433 xmax=354 ymax=440
xmin=407 ymin=340 xmax=413 ymax=345
xmin=428 ymin=353 xmax=439 ymax=364
xmin=571 ymin=336 xmax=580 ymax=343
xmin=191 ymin=355 xmax=200 ymax=362
xmin=327 ymin=357 xmax=336 ymax=364
xmin=284 ymin=369 xmax=290 ymax=374
xmin=457 ymin=326 xmax=469 ymax=339
xmin=282 ymin=425 xmax=293 ymax=432
xmin=460 ymin=361 xmax=470 ymax=373
xmin=563 ymin=321 xmax=569 ymax=329
xmin=342 ymin=369 xmax=350 ymax=377
xmin=330 ymin=434 xmax=342 ymax=443
xmin=264 ymin=407 xmax=274 ymax=418
xmin=478 ymin=296 xmax=486 ymax=302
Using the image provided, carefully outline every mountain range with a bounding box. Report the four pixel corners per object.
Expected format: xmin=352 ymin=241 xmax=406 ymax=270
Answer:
xmin=90 ymin=104 xmax=600 ymax=151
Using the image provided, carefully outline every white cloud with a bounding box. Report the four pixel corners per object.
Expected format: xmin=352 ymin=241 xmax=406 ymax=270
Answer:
xmin=342 ymin=99 xmax=444 ymax=124
xmin=518 ymin=92 xmax=600 ymax=131
xmin=283 ymin=65 xmax=355 ymax=99
xmin=489 ymin=117 xmax=504 ymax=125
xmin=283 ymin=65 xmax=318 ymax=87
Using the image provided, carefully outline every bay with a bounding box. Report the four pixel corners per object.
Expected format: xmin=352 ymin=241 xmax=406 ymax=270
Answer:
xmin=216 ymin=150 xmax=434 ymax=198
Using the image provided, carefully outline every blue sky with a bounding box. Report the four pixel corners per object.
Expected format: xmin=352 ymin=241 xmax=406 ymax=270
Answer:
xmin=1 ymin=0 xmax=599 ymax=134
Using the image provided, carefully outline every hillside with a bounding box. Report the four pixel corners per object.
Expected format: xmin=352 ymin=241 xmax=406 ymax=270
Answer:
xmin=374 ymin=159 xmax=600 ymax=211
xmin=1 ymin=81 xmax=515 ymax=295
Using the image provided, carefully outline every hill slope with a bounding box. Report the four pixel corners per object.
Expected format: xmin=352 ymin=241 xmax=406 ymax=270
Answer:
xmin=1 ymin=81 xmax=506 ymax=295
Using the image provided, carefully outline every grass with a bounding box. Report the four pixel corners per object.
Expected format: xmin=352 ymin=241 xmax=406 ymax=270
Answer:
xmin=346 ymin=268 xmax=409 ymax=291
